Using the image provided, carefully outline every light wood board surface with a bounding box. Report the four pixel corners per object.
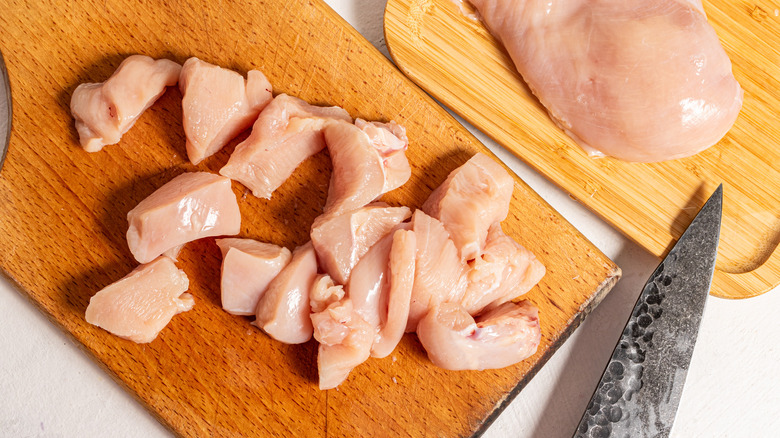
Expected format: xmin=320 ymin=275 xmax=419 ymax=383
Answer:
xmin=384 ymin=0 xmax=780 ymax=299
xmin=0 ymin=0 xmax=619 ymax=436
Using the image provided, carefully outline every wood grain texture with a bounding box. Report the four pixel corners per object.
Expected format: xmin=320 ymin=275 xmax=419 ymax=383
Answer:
xmin=0 ymin=0 xmax=619 ymax=436
xmin=384 ymin=0 xmax=780 ymax=299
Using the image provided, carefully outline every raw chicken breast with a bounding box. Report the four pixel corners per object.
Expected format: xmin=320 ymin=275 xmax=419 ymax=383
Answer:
xmin=461 ymin=223 xmax=545 ymax=315
xmin=406 ymin=210 xmax=467 ymax=332
xmin=220 ymin=94 xmax=351 ymax=198
xmin=85 ymin=256 xmax=193 ymax=343
xmin=127 ymin=172 xmax=241 ymax=264
xmin=417 ymin=300 xmax=540 ymax=370
xmin=469 ymin=0 xmax=743 ymax=162
xmin=311 ymin=298 xmax=374 ymax=390
xmin=179 ymin=58 xmax=273 ymax=164
xmin=310 ymin=202 xmax=411 ymax=285
xmin=323 ymin=119 xmax=411 ymax=216
xmin=422 ymin=153 xmax=513 ymax=261
xmin=348 ymin=228 xmax=417 ymax=358
xmin=70 ymin=55 xmax=181 ymax=152
xmin=216 ymin=238 xmax=292 ymax=316
xmin=255 ymin=242 xmax=317 ymax=344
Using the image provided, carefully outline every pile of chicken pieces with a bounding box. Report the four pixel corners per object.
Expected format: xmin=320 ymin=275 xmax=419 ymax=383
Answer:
xmin=75 ymin=55 xmax=545 ymax=389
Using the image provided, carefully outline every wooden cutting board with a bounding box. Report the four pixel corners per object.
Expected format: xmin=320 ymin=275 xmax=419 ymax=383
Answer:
xmin=384 ymin=0 xmax=780 ymax=299
xmin=0 ymin=0 xmax=619 ymax=437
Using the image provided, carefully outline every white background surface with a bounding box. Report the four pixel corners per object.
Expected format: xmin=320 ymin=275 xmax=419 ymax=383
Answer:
xmin=2 ymin=1 xmax=779 ymax=437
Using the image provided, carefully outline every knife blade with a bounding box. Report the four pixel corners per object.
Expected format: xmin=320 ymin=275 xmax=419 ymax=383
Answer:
xmin=0 ymin=50 xmax=11 ymax=172
xmin=574 ymin=184 xmax=722 ymax=438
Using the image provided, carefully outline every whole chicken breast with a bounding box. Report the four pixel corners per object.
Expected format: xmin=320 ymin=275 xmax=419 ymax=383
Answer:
xmin=70 ymin=55 xmax=181 ymax=152
xmin=469 ymin=0 xmax=743 ymax=162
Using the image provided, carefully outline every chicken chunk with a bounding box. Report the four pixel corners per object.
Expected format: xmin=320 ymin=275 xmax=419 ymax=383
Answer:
xmin=85 ymin=256 xmax=193 ymax=343
xmin=179 ymin=58 xmax=273 ymax=164
xmin=417 ymin=300 xmax=540 ymax=370
xmin=126 ymin=172 xmax=241 ymax=264
xmin=220 ymin=94 xmax=351 ymax=198
xmin=255 ymin=242 xmax=318 ymax=344
xmin=469 ymin=0 xmax=743 ymax=162
xmin=422 ymin=153 xmax=513 ymax=261
xmin=70 ymin=55 xmax=181 ymax=152
xmin=216 ymin=238 xmax=292 ymax=316
xmin=310 ymin=203 xmax=411 ymax=285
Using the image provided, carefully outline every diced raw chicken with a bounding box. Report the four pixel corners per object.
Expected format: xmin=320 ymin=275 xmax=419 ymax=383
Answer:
xmin=85 ymin=256 xmax=193 ymax=343
xmin=406 ymin=210 xmax=467 ymax=332
xmin=219 ymin=94 xmax=351 ymax=198
xmin=216 ymin=238 xmax=292 ymax=316
xmin=416 ymin=300 xmax=541 ymax=370
xmin=179 ymin=58 xmax=273 ymax=164
xmin=311 ymin=298 xmax=374 ymax=390
xmin=127 ymin=172 xmax=241 ymax=264
xmin=255 ymin=242 xmax=317 ymax=344
xmin=422 ymin=153 xmax=513 ymax=261
xmin=310 ymin=202 xmax=411 ymax=285
xmin=468 ymin=0 xmax=743 ymax=162
xmin=347 ymin=228 xmax=416 ymax=358
xmin=70 ymin=55 xmax=181 ymax=152
xmin=461 ymin=223 xmax=545 ymax=315
xmin=323 ymin=119 xmax=411 ymax=216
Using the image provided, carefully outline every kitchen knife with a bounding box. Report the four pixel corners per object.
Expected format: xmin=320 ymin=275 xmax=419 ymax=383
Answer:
xmin=0 ymin=50 xmax=11 ymax=171
xmin=574 ymin=185 xmax=722 ymax=438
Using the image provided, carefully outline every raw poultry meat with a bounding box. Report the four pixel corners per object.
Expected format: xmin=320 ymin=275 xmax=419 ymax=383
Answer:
xmin=216 ymin=238 xmax=292 ymax=316
xmin=416 ymin=300 xmax=541 ymax=370
xmin=460 ymin=223 xmax=545 ymax=315
xmin=422 ymin=152 xmax=513 ymax=261
xmin=310 ymin=203 xmax=411 ymax=285
xmin=179 ymin=58 xmax=273 ymax=164
xmin=70 ymin=55 xmax=181 ymax=152
xmin=220 ymin=94 xmax=351 ymax=198
xmin=126 ymin=172 xmax=241 ymax=264
xmin=406 ymin=210 xmax=467 ymax=332
xmin=85 ymin=256 xmax=193 ymax=343
xmin=255 ymin=242 xmax=318 ymax=344
xmin=322 ymin=119 xmax=411 ymax=216
xmin=468 ymin=0 xmax=744 ymax=162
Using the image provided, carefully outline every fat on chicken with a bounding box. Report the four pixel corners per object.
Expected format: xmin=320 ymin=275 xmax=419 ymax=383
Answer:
xmin=422 ymin=152 xmax=513 ymax=261
xmin=310 ymin=203 xmax=411 ymax=285
xmin=461 ymin=223 xmax=545 ymax=315
xmin=216 ymin=238 xmax=292 ymax=316
xmin=126 ymin=172 xmax=241 ymax=264
xmin=85 ymin=256 xmax=193 ymax=343
xmin=70 ymin=55 xmax=181 ymax=152
xmin=323 ymin=119 xmax=411 ymax=216
xmin=255 ymin=242 xmax=318 ymax=344
xmin=416 ymin=300 xmax=540 ymax=370
xmin=219 ymin=94 xmax=351 ymax=198
xmin=179 ymin=58 xmax=273 ymax=164
xmin=468 ymin=0 xmax=743 ymax=162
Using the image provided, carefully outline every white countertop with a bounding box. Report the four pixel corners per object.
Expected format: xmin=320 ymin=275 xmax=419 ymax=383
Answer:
xmin=2 ymin=1 xmax=779 ymax=437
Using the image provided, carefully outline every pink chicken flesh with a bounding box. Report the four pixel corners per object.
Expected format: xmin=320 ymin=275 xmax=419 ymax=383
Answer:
xmin=127 ymin=172 xmax=241 ymax=264
xmin=422 ymin=152 xmax=513 ymax=261
xmin=323 ymin=119 xmax=411 ymax=216
xmin=85 ymin=256 xmax=193 ymax=343
xmin=179 ymin=58 xmax=273 ymax=164
xmin=468 ymin=0 xmax=743 ymax=162
xmin=417 ymin=300 xmax=541 ymax=370
xmin=461 ymin=223 xmax=546 ymax=315
xmin=216 ymin=238 xmax=292 ymax=316
xmin=310 ymin=202 xmax=411 ymax=285
xmin=70 ymin=55 xmax=181 ymax=152
xmin=255 ymin=242 xmax=318 ymax=344
xmin=219 ymin=94 xmax=351 ymax=198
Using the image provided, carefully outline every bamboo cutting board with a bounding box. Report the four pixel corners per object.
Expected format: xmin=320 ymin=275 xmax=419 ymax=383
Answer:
xmin=384 ymin=0 xmax=780 ymax=299
xmin=0 ymin=0 xmax=619 ymax=437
